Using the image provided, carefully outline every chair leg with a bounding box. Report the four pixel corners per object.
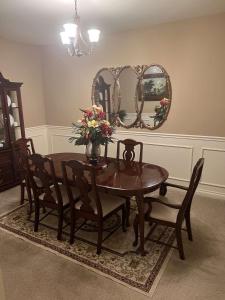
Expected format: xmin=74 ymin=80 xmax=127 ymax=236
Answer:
xmin=176 ymin=227 xmax=185 ymax=260
xmin=125 ymin=197 xmax=130 ymax=227
xmin=26 ymin=185 xmax=33 ymax=218
xmin=42 ymin=205 xmax=46 ymax=214
xmin=97 ymin=220 xmax=103 ymax=255
xmin=57 ymin=208 xmax=63 ymax=241
xmin=133 ymin=214 xmax=139 ymax=247
xmin=20 ymin=183 xmax=25 ymax=205
xmin=159 ymin=183 xmax=167 ymax=196
xmin=34 ymin=201 xmax=40 ymax=232
xmin=185 ymin=211 xmax=193 ymax=241
xmin=121 ymin=205 xmax=126 ymax=232
xmin=70 ymin=210 xmax=75 ymax=245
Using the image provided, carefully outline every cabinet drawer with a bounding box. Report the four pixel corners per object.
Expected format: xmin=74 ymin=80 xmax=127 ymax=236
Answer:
xmin=0 ymin=161 xmax=14 ymax=187
xmin=0 ymin=150 xmax=12 ymax=163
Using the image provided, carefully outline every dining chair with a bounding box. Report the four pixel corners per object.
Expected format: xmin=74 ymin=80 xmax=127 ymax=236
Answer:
xmin=133 ymin=158 xmax=204 ymax=260
xmin=61 ymin=159 xmax=126 ymax=255
xmin=116 ymin=138 xmax=143 ymax=226
xmin=13 ymin=138 xmax=35 ymax=215
xmin=27 ymin=153 xmax=79 ymax=240
xmin=116 ymin=139 xmax=143 ymax=163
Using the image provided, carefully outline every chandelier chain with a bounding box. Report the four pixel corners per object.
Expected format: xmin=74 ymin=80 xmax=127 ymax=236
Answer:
xmin=74 ymin=0 xmax=78 ymax=19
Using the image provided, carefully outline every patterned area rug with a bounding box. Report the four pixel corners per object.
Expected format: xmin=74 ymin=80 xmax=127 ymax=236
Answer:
xmin=0 ymin=204 xmax=175 ymax=296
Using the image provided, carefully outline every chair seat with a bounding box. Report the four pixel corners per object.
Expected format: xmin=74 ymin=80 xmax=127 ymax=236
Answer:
xmin=39 ymin=185 xmax=79 ymax=206
xmin=75 ymin=191 xmax=125 ymax=217
xmin=149 ymin=188 xmax=184 ymax=206
xmin=22 ymin=176 xmax=42 ymax=186
xmin=146 ymin=200 xmax=179 ymax=223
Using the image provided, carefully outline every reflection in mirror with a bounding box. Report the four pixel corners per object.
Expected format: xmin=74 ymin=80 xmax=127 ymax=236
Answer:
xmin=117 ymin=66 xmax=139 ymax=127
xmin=92 ymin=69 xmax=115 ymax=122
xmin=141 ymin=65 xmax=171 ymax=129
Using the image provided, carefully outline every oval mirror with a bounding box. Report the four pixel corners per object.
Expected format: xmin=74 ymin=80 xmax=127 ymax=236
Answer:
xmin=141 ymin=64 xmax=172 ymax=129
xmin=116 ymin=66 xmax=140 ymax=128
xmin=92 ymin=68 xmax=116 ymax=122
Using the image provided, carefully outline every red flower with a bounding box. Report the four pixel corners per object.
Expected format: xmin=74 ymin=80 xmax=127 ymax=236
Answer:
xmin=100 ymin=123 xmax=112 ymax=136
xmin=98 ymin=111 xmax=106 ymax=119
xmin=85 ymin=111 xmax=93 ymax=118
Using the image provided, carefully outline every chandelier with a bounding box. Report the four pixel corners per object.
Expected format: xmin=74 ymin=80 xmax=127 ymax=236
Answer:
xmin=60 ymin=0 xmax=101 ymax=57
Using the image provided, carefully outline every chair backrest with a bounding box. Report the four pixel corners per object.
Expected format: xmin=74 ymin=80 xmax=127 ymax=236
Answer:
xmin=61 ymin=160 xmax=103 ymax=217
xmin=13 ymin=138 xmax=35 ymax=179
xmin=116 ymin=139 xmax=143 ymax=163
xmin=13 ymin=138 xmax=35 ymax=155
xmin=178 ymin=158 xmax=204 ymax=222
xmin=27 ymin=153 xmax=63 ymax=206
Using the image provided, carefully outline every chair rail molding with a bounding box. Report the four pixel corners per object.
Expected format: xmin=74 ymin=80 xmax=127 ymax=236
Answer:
xmin=26 ymin=125 xmax=225 ymax=200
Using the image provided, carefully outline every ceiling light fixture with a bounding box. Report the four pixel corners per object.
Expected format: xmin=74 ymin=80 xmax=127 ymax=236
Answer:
xmin=60 ymin=0 xmax=101 ymax=57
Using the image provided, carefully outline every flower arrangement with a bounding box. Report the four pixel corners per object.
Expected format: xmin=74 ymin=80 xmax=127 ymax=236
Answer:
xmin=69 ymin=105 xmax=114 ymax=147
xmin=152 ymin=98 xmax=170 ymax=126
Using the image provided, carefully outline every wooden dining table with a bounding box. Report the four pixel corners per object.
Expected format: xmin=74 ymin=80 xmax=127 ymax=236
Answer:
xmin=47 ymin=152 xmax=169 ymax=256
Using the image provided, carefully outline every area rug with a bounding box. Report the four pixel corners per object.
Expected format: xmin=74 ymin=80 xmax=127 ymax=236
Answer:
xmin=0 ymin=204 xmax=175 ymax=296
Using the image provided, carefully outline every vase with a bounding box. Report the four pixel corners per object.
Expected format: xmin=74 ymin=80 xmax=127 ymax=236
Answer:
xmin=85 ymin=142 xmax=101 ymax=163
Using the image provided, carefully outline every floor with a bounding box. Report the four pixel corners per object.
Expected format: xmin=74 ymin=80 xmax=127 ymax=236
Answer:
xmin=0 ymin=187 xmax=225 ymax=300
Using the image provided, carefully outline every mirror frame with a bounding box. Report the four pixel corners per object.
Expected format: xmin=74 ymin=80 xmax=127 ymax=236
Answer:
xmin=91 ymin=64 xmax=172 ymax=130
xmin=140 ymin=64 xmax=172 ymax=130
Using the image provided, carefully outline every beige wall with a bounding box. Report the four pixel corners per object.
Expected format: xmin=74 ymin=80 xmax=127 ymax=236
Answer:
xmin=1 ymin=13 xmax=225 ymax=136
xmin=0 ymin=38 xmax=46 ymax=127
xmin=42 ymin=13 xmax=225 ymax=137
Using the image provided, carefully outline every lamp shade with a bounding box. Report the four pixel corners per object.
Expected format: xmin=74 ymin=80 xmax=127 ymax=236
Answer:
xmin=63 ymin=23 xmax=77 ymax=38
xmin=60 ymin=32 xmax=71 ymax=45
xmin=88 ymin=29 xmax=100 ymax=43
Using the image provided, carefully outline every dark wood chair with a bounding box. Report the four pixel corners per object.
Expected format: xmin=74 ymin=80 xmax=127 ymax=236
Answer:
xmin=13 ymin=138 xmax=35 ymax=215
xmin=116 ymin=139 xmax=143 ymax=226
xmin=133 ymin=158 xmax=204 ymax=260
xmin=61 ymin=160 xmax=126 ymax=255
xmin=116 ymin=139 xmax=143 ymax=163
xmin=27 ymin=153 xmax=79 ymax=240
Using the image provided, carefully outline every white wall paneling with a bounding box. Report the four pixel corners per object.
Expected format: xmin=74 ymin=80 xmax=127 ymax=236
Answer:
xmin=26 ymin=125 xmax=225 ymax=200
xmin=25 ymin=125 xmax=48 ymax=155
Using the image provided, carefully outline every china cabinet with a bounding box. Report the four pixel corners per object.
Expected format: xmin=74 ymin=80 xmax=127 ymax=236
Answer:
xmin=0 ymin=72 xmax=25 ymax=191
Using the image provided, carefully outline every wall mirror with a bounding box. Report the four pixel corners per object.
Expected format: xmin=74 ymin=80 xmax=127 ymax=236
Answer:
xmin=92 ymin=64 xmax=172 ymax=130
xmin=91 ymin=68 xmax=116 ymax=122
xmin=140 ymin=64 xmax=171 ymax=129
xmin=116 ymin=66 xmax=140 ymax=128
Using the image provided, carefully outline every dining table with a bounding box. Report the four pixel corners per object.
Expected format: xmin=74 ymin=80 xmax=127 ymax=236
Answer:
xmin=47 ymin=152 xmax=169 ymax=256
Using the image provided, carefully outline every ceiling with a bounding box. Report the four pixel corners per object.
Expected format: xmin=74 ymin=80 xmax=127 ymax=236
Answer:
xmin=0 ymin=0 xmax=225 ymax=45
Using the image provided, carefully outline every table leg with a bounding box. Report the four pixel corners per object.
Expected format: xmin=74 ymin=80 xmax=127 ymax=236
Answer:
xmin=136 ymin=193 xmax=148 ymax=256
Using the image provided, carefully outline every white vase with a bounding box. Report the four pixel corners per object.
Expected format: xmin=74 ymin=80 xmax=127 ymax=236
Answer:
xmin=85 ymin=142 xmax=101 ymax=162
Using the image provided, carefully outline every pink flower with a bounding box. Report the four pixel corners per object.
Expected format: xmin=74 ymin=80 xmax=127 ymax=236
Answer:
xmin=160 ymin=98 xmax=170 ymax=106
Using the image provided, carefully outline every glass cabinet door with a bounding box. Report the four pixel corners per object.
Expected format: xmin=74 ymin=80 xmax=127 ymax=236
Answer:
xmin=0 ymin=93 xmax=9 ymax=149
xmin=6 ymin=90 xmax=22 ymax=142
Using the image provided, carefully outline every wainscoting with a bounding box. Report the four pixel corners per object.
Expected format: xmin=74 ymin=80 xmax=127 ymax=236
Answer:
xmin=25 ymin=125 xmax=48 ymax=155
xmin=25 ymin=125 xmax=225 ymax=199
